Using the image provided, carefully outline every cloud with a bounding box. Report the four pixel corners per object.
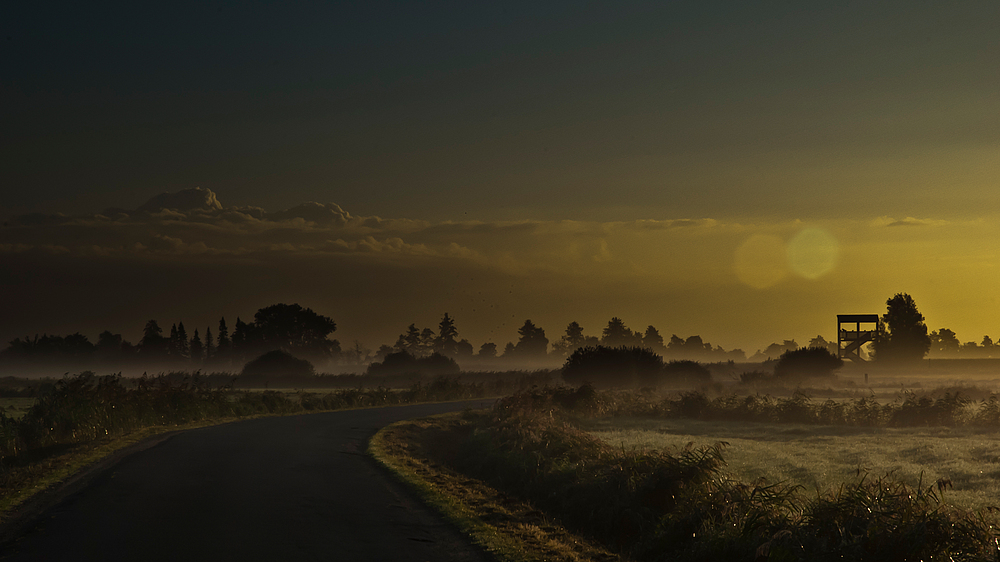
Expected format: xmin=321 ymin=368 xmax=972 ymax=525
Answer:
xmin=135 ymin=186 xmax=223 ymax=214
xmin=324 ymin=236 xmax=432 ymax=255
xmin=269 ymin=202 xmax=352 ymax=225
xmin=1 ymin=188 xmax=751 ymax=280
xmin=872 ymin=216 xmax=949 ymax=228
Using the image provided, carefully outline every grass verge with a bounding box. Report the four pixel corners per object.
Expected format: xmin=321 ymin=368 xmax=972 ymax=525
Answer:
xmin=368 ymin=411 xmax=622 ymax=562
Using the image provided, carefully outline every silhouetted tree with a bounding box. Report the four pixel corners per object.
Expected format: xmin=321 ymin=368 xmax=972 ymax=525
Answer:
xmin=808 ymin=335 xmax=837 ymax=355
xmin=642 ymin=326 xmax=665 ymax=353
xmin=172 ymin=322 xmax=189 ymax=359
xmin=873 ymin=293 xmax=930 ymax=362
xmin=419 ymin=328 xmax=436 ymax=356
xmin=502 ymin=342 xmax=516 ymax=357
xmin=169 ymin=324 xmax=178 ymax=353
xmin=552 ymin=321 xmax=597 ymax=356
xmin=189 ymin=329 xmax=204 ymax=364
xmin=667 ymin=334 xmax=685 ymax=352
xmin=478 ymin=342 xmax=497 ymax=359
xmin=1 ymin=334 xmax=96 ymax=365
xmin=231 ymin=317 xmax=250 ymax=363
xmin=602 ymin=317 xmax=641 ymax=348
xmin=140 ymin=320 xmax=168 ymax=359
xmin=96 ymin=331 xmax=127 ymax=364
xmin=204 ymin=326 xmax=214 ymax=361
xmin=564 ymin=321 xmax=585 ymax=347
xmin=961 ymin=340 xmax=981 ymax=356
xmin=434 ymin=313 xmax=458 ymax=356
xmin=395 ymin=324 xmax=421 ymax=354
xmin=685 ymin=335 xmax=709 ymax=353
xmin=513 ymin=320 xmax=548 ymax=358
xmin=454 ymin=338 xmax=474 ymax=358
xmin=666 ymin=334 xmax=723 ymax=360
xmin=727 ymin=348 xmax=748 ymax=362
xmin=374 ymin=344 xmax=394 ymax=362
xmin=252 ymin=303 xmax=338 ymax=359
xmin=929 ymin=328 xmax=960 ymax=357
xmin=216 ymin=317 xmax=231 ymax=360
xmin=774 ymin=347 xmax=843 ymax=379
xmin=752 ymin=340 xmax=799 ymax=361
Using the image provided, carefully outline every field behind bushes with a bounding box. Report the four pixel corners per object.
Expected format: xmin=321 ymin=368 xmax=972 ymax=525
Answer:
xmin=587 ymin=417 xmax=1000 ymax=512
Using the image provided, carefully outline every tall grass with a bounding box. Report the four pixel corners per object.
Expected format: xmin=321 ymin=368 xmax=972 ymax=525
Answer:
xmin=450 ymin=387 xmax=1000 ymax=561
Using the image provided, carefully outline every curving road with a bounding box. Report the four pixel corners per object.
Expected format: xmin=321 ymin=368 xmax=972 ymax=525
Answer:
xmin=0 ymin=400 xmax=496 ymax=561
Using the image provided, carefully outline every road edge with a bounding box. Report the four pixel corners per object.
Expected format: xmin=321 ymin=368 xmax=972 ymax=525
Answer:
xmin=368 ymin=414 xmax=530 ymax=562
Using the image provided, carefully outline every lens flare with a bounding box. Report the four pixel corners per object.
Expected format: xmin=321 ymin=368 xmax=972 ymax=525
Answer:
xmin=787 ymin=228 xmax=839 ymax=279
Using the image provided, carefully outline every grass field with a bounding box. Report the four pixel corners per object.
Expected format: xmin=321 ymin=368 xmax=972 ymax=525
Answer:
xmin=585 ymin=416 xmax=1000 ymax=512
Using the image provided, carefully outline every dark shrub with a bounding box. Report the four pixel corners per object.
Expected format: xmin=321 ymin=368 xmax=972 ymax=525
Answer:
xmin=367 ymin=350 xmax=418 ymax=376
xmin=662 ymin=360 xmax=711 ymax=384
xmin=774 ymin=347 xmax=843 ymax=379
xmin=562 ymin=346 xmax=664 ymax=388
xmin=241 ymin=350 xmax=315 ymax=381
xmin=366 ymin=351 xmax=460 ymax=377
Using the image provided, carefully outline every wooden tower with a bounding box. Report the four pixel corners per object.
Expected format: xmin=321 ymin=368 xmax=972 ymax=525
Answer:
xmin=837 ymin=314 xmax=880 ymax=362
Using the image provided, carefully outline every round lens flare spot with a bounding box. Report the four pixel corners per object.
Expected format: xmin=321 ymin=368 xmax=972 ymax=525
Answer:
xmin=787 ymin=228 xmax=839 ymax=279
xmin=733 ymin=235 xmax=789 ymax=289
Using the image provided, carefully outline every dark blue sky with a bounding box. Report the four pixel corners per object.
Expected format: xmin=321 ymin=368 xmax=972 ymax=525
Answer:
xmin=3 ymin=1 xmax=997 ymax=220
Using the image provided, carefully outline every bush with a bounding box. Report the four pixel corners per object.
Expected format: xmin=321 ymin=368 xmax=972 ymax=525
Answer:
xmin=366 ymin=351 xmax=460 ymax=377
xmin=662 ymin=360 xmax=711 ymax=384
xmin=774 ymin=347 xmax=843 ymax=379
xmin=241 ymin=350 xmax=315 ymax=381
xmin=562 ymin=346 xmax=664 ymax=388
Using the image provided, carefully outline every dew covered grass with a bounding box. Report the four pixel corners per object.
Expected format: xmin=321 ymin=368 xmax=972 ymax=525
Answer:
xmin=586 ymin=417 xmax=1000 ymax=511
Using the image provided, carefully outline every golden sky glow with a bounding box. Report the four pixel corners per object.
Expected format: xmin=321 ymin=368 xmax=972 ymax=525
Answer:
xmin=4 ymin=191 xmax=1000 ymax=356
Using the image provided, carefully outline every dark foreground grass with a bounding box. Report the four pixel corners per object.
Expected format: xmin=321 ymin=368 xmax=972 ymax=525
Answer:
xmin=0 ymin=371 xmax=504 ymax=517
xmin=437 ymin=387 xmax=1000 ymax=562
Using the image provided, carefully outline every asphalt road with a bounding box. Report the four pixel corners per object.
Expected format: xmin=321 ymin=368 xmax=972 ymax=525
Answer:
xmin=0 ymin=400 xmax=497 ymax=562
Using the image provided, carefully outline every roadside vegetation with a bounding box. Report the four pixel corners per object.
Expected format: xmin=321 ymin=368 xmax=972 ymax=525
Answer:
xmin=408 ymin=386 xmax=1000 ymax=561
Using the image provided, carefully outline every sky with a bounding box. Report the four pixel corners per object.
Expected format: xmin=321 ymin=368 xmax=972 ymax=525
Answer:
xmin=2 ymin=1 xmax=999 ymax=358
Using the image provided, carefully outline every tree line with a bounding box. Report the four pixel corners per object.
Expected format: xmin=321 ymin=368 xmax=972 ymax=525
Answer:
xmin=1 ymin=308 xmax=778 ymax=374
xmin=0 ymin=303 xmax=339 ymax=372
xmin=1 ymin=292 xmax=957 ymax=374
xmin=371 ymin=315 xmax=755 ymax=366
